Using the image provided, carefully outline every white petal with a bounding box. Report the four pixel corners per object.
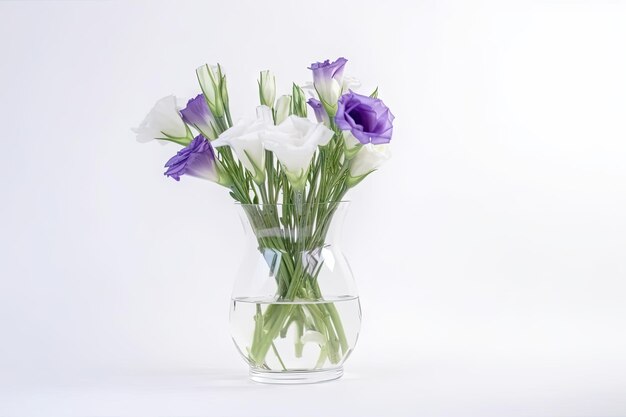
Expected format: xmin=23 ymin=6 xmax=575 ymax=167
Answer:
xmin=133 ymin=95 xmax=187 ymax=143
xmin=212 ymin=110 xmax=272 ymax=177
xmin=310 ymin=123 xmax=334 ymax=147
xmin=350 ymin=144 xmax=391 ymax=177
xmin=261 ymin=116 xmax=334 ymax=177
xmin=256 ymin=105 xmax=273 ymax=124
xmin=264 ymin=139 xmax=317 ymax=174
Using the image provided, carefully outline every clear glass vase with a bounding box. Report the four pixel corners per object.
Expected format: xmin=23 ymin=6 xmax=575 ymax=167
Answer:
xmin=229 ymin=201 xmax=361 ymax=384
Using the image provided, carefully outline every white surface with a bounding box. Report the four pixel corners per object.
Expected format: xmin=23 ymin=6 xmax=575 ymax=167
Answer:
xmin=1 ymin=0 xmax=626 ymax=416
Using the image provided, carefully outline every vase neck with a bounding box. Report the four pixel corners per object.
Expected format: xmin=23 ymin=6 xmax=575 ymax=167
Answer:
xmin=238 ymin=202 xmax=349 ymax=248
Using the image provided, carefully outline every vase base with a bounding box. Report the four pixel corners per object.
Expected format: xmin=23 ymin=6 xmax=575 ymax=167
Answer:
xmin=249 ymin=367 xmax=343 ymax=384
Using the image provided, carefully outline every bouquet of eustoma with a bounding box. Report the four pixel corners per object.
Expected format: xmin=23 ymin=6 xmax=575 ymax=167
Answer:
xmin=134 ymin=57 xmax=393 ymax=372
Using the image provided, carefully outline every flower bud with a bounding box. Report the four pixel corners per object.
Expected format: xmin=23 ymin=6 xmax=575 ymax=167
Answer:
xmin=221 ymin=74 xmax=230 ymax=110
xmin=291 ymin=84 xmax=308 ymax=118
xmin=258 ymin=70 xmax=276 ymax=108
xmin=274 ymin=95 xmax=292 ymax=125
xmin=308 ymin=57 xmax=348 ymax=116
xmin=307 ymin=98 xmax=329 ymax=125
xmin=180 ymin=94 xmax=217 ymax=140
xmin=196 ymin=64 xmax=225 ymax=118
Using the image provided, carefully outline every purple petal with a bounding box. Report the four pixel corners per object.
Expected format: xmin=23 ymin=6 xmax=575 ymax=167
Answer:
xmin=164 ymin=135 xmax=218 ymax=182
xmin=307 ymin=98 xmax=328 ymax=124
xmin=309 ymin=57 xmax=348 ymax=87
xmin=334 ymin=90 xmax=394 ymax=144
xmin=180 ymin=94 xmax=215 ymax=138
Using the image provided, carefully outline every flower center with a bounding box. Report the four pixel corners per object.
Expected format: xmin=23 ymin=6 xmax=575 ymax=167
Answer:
xmin=347 ymin=104 xmax=376 ymax=132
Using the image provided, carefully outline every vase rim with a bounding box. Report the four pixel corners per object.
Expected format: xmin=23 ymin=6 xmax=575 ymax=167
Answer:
xmin=236 ymin=200 xmax=350 ymax=207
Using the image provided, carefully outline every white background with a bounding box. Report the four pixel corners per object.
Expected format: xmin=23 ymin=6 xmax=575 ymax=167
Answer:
xmin=1 ymin=0 xmax=625 ymax=416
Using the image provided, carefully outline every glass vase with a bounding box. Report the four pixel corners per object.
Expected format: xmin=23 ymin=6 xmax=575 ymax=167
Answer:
xmin=229 ymin=201 xmax=361 ymax=384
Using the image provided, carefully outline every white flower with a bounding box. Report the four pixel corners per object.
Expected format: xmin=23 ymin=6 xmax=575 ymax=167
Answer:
xmin=258 ymin=70 xmax=276 ymax=108
xmin=350 ymin=143 xmax=391 ymax=178
xmin=212 ymin=105 xmax=273 ymax=182
xmin=132 ymin=95 xmax=190 ymax=144
xmin=274 ymin=95 xmax=292 ymax=125
xmin=262 ymin=116 xmax=334 ymax=188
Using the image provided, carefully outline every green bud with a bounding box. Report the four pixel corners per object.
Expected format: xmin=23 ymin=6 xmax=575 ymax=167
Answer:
xmin=221 ymin=74 xmax=230 ymax=109
xmin=196 ymin=63 xmax=225 ymax=118
xmin=258 ymin=70 xmax=276 ymax=108
xmin=274 ymin=95 xmax=292 ymax=124
xmin=291 ymin=84 xmax=308 ymax=117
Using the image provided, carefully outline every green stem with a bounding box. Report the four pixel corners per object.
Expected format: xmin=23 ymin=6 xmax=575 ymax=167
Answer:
xmin=243 ymin=134 xmax=354 ymax=368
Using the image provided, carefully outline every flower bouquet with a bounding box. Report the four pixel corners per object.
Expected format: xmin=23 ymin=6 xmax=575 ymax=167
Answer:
xmin=134 ymin=57 xmax=394 ymax=383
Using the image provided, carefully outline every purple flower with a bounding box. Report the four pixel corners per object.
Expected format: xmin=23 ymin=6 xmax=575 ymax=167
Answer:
xmin=308 ymin=57 xmax=348 ymax=107
xmin=335 ymin=91 xmax=394 ymax=145
xmin=180 ymin=94 xmax=217 ymax=139
xmin=309 ymin=57 xmax=348 ymax=84
xmin=307 ymin=98 xmax=329 ymax=125
xmin=164 ymin=135 xmax=219 ymax=182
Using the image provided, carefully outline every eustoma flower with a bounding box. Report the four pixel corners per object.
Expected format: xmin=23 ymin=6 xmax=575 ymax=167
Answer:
xmin=132 ymin=96 xmax=192 ymax=145
xmin=348 ymin=143 xmax=391 ymax=184
xmin=262 ymin=117 xmax=334 ymax=189
xmin=335 ymin=90 xmax=394 ymax=145
xmin=212 ymin=105 xmax=273 ymax=183
xmin=164 ymin=135 xmax=223 ymax=183
xmin=180 ymin=94 xmax=217 ymax=140
xmin=308 ymin=57 xmax=348 ymax=115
